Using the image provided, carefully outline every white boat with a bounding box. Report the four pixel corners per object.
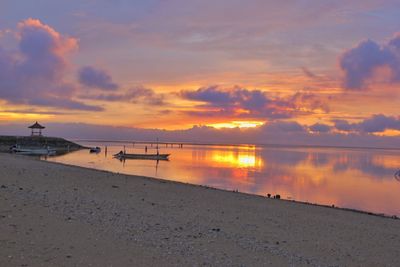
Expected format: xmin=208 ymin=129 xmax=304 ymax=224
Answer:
xmin=11 ymin=146 xmax=56 ymax=156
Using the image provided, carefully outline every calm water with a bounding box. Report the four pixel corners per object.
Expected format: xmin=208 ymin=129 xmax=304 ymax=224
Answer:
xmin=45 ymin=142 xmax=400 ymax=216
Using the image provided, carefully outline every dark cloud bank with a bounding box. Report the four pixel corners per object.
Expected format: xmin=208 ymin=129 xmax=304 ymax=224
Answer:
xmin=180 ymin=85 xmax=327 ymax=119
xmin=1 ymin=116 xmax=399 ymax=148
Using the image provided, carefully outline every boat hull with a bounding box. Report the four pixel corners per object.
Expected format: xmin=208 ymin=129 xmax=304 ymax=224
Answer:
xmin=14 ymin=148 xmax=56 ymax=156
xmin=89 ymin=147 xmax=101 ymax=153
xmin=114 ymin=153 xmax=170 ymax=160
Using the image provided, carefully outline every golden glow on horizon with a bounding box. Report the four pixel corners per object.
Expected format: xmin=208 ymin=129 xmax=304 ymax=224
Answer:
xmin=0 ymin=112 xmax=53 ymax=120
xmin=374 ymin=129 xmax=400 ymax=137
xmin=208 ymin=121 xmax=264 ymax=129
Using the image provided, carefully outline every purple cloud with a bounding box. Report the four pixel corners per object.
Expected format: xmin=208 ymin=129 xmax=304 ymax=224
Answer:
xmin=29 ymin=97 xmax=102 ymax=111
xmin=309 ymin=123 xmax=331 ymax=133
xmin=332 ymin=119 xmax=352 ymax=132
xmin=340 ymin=33 xmax=400 ymax=90
xmin=261 ymin=121 xmax=306 ymax=133
xmin=333 ymin=114 xmax=400 ymax=133
xmin=180 ymin=86 xmax=328 ymax=119
xmin=181 ymin=86 xmax=288 ymax=119
xmin=78 ymin=66 xmax=118 ymax=90
xmin=0 ymin=18 xmax=103 ymax=111
xmin=286 ymin=92 xmax=329 ymax=113
xmin=357 ymin=114 xmax=400 ymax=133
xmin=181 ymin=85 xmax=234 ymax=106
xmin=81 ymin=86 xmax=165 ymax=105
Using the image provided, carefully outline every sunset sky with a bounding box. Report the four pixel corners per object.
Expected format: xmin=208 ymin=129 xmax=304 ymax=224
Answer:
xmin=0 ymin=0 xmax=400 ymax=144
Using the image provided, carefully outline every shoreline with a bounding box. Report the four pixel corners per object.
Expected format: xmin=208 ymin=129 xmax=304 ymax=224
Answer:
xmin=1 ymin=153 xmax=400 ymax=266
xmin=41 ymin=155 xmax=400 ymax=219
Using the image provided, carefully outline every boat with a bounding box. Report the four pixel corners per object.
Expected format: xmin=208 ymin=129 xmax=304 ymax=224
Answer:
xmin=11 ymin=146 xmax=56 ymax=156
xmin=89 ymin=147 xmax=101 ymax=153
xmin=395 ymin=170 xmax=400 ymax=181
xmin=114 ymin=151 xmax=170 ymax=161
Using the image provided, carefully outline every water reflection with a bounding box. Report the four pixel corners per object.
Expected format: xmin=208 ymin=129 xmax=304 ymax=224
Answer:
xmin=46 ymin=143 xmax=400 ymax=215
xmin=212 ymin=152 xmax=261 ymax=168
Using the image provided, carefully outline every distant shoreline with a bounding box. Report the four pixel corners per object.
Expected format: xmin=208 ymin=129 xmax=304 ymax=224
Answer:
xmin=74 ymin=138 xmax=400 ymax=151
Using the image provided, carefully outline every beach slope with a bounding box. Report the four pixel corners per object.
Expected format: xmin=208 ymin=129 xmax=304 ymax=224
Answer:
xmin=1 ymin=153 xmax=399 ymax=266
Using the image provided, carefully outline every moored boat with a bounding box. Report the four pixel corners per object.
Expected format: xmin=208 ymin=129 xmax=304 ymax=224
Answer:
xmin=114 ymin=151 xmax=170 ymax=160
xmin=11 ymin=146 xmax=56 ymax=156
xmin=395 ymin=170 xmax=400 ymax=181
xmin=89 ymin=147 xmax=101 ymax=153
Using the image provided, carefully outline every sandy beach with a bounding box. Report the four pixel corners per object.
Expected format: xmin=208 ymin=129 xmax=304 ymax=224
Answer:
xmin=1 ymin=153 xmax=400 ymax=266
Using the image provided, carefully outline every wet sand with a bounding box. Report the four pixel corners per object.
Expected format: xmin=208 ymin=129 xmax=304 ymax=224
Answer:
xmin=1 ymin=153 xmax=400 ymax=266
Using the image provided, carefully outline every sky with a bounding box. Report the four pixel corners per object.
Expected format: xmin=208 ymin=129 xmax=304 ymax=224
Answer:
xmin=0 ymin=0 xmax=399 ymax=145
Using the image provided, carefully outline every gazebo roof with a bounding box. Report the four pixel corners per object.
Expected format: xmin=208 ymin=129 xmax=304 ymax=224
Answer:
xmin=28 ymin=121 xmax=45 ymax=129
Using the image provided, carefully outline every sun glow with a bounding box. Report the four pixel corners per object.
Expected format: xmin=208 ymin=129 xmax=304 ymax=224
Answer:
xmin=208 ymin=121 xmax=264 ymax=129
xmin=211 ymin=151 xmax=263 ymax=168
xmin=0 ymin=112 xmax=53 ymax=121
xmin=374 ymin=129 xmax=400 ymax=137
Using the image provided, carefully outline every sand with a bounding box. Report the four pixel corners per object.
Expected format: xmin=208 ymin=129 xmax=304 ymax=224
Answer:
xmin=1 ymin=153 xmax=399 ymax=266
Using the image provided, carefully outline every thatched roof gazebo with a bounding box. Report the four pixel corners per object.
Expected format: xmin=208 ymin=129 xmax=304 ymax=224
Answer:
xmin=28 ymin=121 xmax=45 ymax=136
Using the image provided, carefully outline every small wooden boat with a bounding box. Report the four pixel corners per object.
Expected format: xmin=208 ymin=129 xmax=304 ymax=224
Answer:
xmin=114 ymin=151 xmax=170 ymax=160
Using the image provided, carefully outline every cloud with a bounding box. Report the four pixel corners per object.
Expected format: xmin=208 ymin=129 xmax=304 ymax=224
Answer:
xmin=0 ymin=18 xmax=103 ymax=111
xmin=78 ymin=66 xmax=118 ymax=90
xmin=285 ymin=92 xmax=329 ymax=113
xmin=81 ymin=86 xmax=165 ymax=105
xmin=181 ymin=85 xmax=291 ymax=119
xmin=333 ymin=114 xmax=400 ymax=133
xmin=4 ymin=120 xmax=398 ymax=149
xmin=180 ymin=85 xmax=328 ymax=119
xmin=339 ymin=33 xmax=400 ymax=90
xmin=356 ymin=114 xmax=400 ymax=133
xmin=309 ymin=123 xmax=331 ymax=133
xmin=332 ymin=119 xmax=352 ymax=132
xmin=1 ymin=108 xmax=70 ymax=115
xmin=261 ymin=121 xmax=306 ymax=133
xmin=301 ymin=67 xmax=318 ymax=79
xmin=29 ymin=96 xmax=102 ymax=111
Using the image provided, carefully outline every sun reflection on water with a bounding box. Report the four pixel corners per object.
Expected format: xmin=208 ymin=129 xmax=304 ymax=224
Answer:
xmin=211 ymin=149 xmax=263 ymax=168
